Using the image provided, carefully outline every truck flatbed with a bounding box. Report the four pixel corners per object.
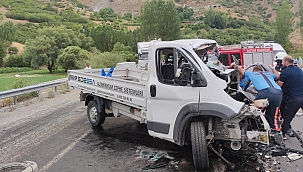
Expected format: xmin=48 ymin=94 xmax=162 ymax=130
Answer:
xmin=68 ymin=64 xmax=148 ymax=109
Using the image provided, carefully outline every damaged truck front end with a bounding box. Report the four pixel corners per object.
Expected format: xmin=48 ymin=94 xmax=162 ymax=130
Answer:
xmin=179 ymin=39 xmax=273 ymax=170
xmin=210 ymin=105 xmax=270 ymax=149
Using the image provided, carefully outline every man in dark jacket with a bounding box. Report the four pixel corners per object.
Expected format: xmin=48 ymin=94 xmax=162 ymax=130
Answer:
xmin=272 ymin=55 xmax=303 ymax=138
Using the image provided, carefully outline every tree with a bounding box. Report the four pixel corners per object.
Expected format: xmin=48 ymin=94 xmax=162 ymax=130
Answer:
xmin=57 ymin=46 xmax=91 ymax=72
xmin=123 ymin=12 xmax=132 ymax=21
xmin=204 ymin=10 xmax=228 ymax=29
xmin=182 ymin=6 xmax=194 ymax=20
xmin=0 ymin=21 xmax=16 ymax=66
xmin=8 ymin=47 xmax=18 ymax=54
xmin=111 ymin=42 xmax=135 ymax=62
xmin=24 ymin=26 xmax=94 ymax=73
xmin=90 ymin=25 xmax=115 ymax=52
xmin=0 ymin=41 xmax=4 ymax=66
xmin=275 ymin=0 xmax=293 ymax=52
xmin=4 ymin=54 xmax=26 ymax=67
xmin=90 ymin=25 xmax=138 ymax=52
xmin=140 ymin=0 xmax=180 ymax=41
xmin=99 ymin=8 xmax=117 ymax=21
xmin=0 ymin=21 xmax=16 ymax=46
xmin=300 ymin=0 xmax=303 ymax=36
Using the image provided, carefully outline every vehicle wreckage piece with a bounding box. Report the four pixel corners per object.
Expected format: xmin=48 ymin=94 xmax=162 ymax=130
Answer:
xmin=212 ymin=105 xmax=271 ymax=145
xmin=261 ymin=128 xmax=303 ymax=161
xmin=261 ymin=144 xmax=303 ymax=161
xmin=208 ymin=144 xmax=235 ymax=170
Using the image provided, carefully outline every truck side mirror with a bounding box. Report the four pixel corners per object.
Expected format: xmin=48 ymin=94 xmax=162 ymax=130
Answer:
xmin=192 ymin=71 xmax=207 ymax=87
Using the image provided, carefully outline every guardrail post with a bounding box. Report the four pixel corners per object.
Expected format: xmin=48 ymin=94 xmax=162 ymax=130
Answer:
xmin=13 ymin=96 xmax=17 ymax=105
xmin=55 ymin=86 xmax=57 ymax=92
xmin=35 ymin=91 xmax=39 ymax=97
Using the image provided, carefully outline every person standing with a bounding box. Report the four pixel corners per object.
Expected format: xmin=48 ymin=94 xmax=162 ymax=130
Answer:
xmin=274 ymin=52 xmax=287 ymax=72
xmin=233 ymin=65 xmax=282 ymax=131
xmin=298 ymin=57 xmax=302 ymax=67
xmin=272 ymin=52 xmax=288 ymax=127
xmin=85 ymin=63 xmax=92 ymax=69
xmin=272 ymin=55 xmax=303 ymax=138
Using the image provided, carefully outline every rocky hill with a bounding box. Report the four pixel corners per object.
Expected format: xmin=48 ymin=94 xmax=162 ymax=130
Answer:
xmin=78 ymin=0 xmax=302 ymax=48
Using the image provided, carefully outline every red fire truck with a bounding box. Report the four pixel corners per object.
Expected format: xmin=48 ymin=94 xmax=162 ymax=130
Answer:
xmin=218 ymin=41 xmax=274 ymax=68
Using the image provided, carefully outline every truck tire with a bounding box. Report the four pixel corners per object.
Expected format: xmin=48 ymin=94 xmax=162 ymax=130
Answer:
xmin=87 ymin=100 xmax=105 ymax=126
xmin=190 ymin=121 xmax=209 ymax=170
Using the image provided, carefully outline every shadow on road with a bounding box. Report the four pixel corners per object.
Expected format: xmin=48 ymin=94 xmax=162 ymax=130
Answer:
xmin=82 ymin=119 xmax=265 ymax=172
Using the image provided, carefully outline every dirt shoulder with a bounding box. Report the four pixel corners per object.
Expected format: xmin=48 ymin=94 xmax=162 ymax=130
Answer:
xmin=0 ymin=88 xmax=80 ymax=129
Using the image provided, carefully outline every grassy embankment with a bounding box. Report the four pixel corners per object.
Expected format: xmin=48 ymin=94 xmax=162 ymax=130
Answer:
xmin=0 ymin=69 xmax=67 ymax=92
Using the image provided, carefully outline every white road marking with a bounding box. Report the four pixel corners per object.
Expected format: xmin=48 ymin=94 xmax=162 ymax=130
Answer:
xmin=38 ymin=129 xmax=91 ymax=172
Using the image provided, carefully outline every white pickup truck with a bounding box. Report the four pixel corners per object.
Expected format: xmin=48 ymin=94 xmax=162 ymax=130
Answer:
xmin=68 ymin=39 xmax=271 ymax=170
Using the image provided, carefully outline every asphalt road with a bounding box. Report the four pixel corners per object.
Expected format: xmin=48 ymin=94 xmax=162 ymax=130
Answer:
xmin=1 ymin=89 xmax=303 ymax=172
xmin=0 ymin=90 xmax=198 ymax=172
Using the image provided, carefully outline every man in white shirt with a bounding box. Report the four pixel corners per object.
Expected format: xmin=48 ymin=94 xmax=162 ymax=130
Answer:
xmin=85 ymin=63 xmax=92 ymax=69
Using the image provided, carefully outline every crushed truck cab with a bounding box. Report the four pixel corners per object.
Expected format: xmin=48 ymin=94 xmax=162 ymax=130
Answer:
xmin=68 ymin=39 xmax=271 ymax=170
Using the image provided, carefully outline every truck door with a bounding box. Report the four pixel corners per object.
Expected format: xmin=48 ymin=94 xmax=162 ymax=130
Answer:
xmin=146 ymin=47 xmax=201 ymax=140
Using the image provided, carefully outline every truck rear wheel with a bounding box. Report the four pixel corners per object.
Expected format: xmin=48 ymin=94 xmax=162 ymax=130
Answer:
xmin=190 ymin=121 xmax=209 ymax=170
xmin=87 ymin=100 xmax=105 ymax=126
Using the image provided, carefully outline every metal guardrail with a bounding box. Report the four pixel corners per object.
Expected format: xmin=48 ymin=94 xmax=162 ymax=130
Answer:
xmin=0 ymin=78 xmax=68 ymax=104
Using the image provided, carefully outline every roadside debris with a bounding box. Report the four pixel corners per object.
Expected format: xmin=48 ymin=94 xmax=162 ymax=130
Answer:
xmin=141 ymin=157 xmax=171 ymax=170
xmin=288 ymin=153 xmax=302 ymax=161
xmin=136 ymin=149 xmax=174 ymax=170
xmin=256 ymin=128 xmax=303 ymax=171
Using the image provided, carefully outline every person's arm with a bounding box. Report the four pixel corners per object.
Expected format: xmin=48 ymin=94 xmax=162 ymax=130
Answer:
xmin=236 ymin=66 xmax=245 ymax=76
xmin=271 ymin=67 xmax=280 ymax=80
xmin=277 ymin=70 xmax=286 ymax=87
xmin=277 ymin=80 xmax=284 ymax=87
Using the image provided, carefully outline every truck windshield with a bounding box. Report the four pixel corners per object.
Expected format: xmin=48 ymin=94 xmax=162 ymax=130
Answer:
xmin=182 ymin=48 xmax=201 ymax=69
xmin=139 ymin=53 xmax=148 ymax=60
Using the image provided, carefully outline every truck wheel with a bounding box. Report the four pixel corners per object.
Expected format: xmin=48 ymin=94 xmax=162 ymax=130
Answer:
xmin=87 ymin=100 xmax=105 ymax=126
xmin=190 ymin=121 xmax=209 ymax=170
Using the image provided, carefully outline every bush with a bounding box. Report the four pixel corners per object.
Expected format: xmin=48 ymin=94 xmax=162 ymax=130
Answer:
xmin=6 ymin=12 xmax=26 ymax=20
xmin=8 ymin=47 xmax=19 ymax=54
xmin=4 ymin=54 xmax=26 ymax=67
xmin=123 ymin=12 xmax=132 ymax=21
xmin=6 ymin=11 xmax=55 ymax=23
xmin=26 ymin=13 xmax=54 ymax=23
xmin=12 ymin=79 xmax=37 ymax=102
xmin=0 ymin=67 xmax=31 ymax=74
xmin=89 ymin=52 xmax=127 ymax=68
xmin=15 ymin=23 xmax=39 ymax=44
xmin=126 ymin=23 xmax=140 ymax=26
xmin=54 ymin=2 xmax=65 ymax=8
xmin=43 ymin=5 xmax=59 ymax=13
xmin=266 ymin=13 xmax=272 ymax=18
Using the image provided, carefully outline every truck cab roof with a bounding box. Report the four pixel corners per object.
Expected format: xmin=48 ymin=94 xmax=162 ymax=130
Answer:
xmin=173 ymin=39 xmax=217 ymax=50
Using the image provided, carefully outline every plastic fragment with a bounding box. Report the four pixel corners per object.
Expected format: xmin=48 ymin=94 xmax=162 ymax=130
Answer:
xmin=288 ymin=153 xmax=302 ymax=161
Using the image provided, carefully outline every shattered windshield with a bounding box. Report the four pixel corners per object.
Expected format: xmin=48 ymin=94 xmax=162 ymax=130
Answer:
xmin=207 ymin=54 xmax=219 ymax=61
